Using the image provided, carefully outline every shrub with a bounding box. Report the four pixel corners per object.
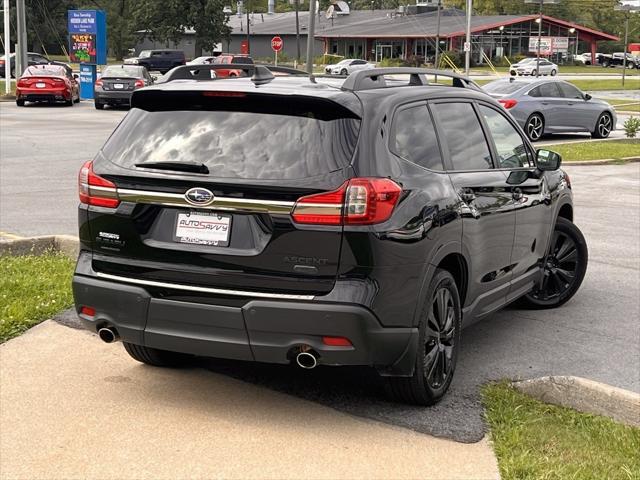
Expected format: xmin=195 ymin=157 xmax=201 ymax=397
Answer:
xmin=314 ymin=54 xmax=343 ymax=65
xmin=623 ymin=116 xmax=640 ymax=138
xmin=378 ymin=57 xmax=407 ymax=67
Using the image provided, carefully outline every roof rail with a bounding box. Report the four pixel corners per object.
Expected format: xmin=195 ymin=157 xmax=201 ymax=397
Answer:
xmin=340 ymin=68 xmax=480 ymax=92
xmin=157 ymin=63 xmax=307 ymax=83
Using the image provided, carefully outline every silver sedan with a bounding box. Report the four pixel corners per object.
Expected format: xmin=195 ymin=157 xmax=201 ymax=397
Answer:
xmin=483 ymin=78 xmax=616 ymax=142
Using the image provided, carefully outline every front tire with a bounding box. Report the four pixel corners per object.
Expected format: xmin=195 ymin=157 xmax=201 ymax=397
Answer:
xmin=525 ymin=113 xmax=544 ymax=142
xmin=592 ymin=112 xmax=613 ymax=139
xmin=385 ymin=269 xmax=461 ymax=406
xmin=340 ymin=68 xmax=348 ymax=75
xmin=520 ymin=217 xmax=588 ymax=309
xmin=550 ymin=69 xmax=557 ymax=76
xmin=123 ymin=342 xmax=192 ymax=367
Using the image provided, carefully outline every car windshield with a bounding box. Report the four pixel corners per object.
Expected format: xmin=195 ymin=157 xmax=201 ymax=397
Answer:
xmin=24 ymin=66 xmax=66 ymax=76
xmin=101 ymin=66 xmax=141 ymax=78
xmin=517 ymin=58 xmax=537 ymax=64
xmin=138 ymin=51 xmax=152 ymax=58
xmin=484 ymin=81 xmax=529 ymax=94
xmin=336 ymin=60 xmax=351 ymax=65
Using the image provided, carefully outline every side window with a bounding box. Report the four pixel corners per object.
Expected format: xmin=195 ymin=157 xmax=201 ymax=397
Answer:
xmin=558 ymin=83 xmax=584 ymax=100
xmin=432 ymin=103 xmax=493 ymax=170
xmin=391 ymin=104 xmax=443 ymax=170
xmin=480 ymin=106 xmax=533 ymax=168
xmin=538 ymin=82 xmax=562 ymax=98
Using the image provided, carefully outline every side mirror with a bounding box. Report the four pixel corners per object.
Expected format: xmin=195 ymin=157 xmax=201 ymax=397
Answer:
xmin=536 ymin=149 xmax=562 ymax=171
xmin=584 ymin=93 xmax=592 ymax=101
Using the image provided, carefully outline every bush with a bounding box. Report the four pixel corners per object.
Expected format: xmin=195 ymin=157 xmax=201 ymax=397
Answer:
xmin=404 ymin=55 xmax=425 ymax=67
xmin=378 ymin=57 xmax=407 ymax=67
xmin=440 ymin=50 xmax=464 ymax=68
xmin=623 ymin=116 xmax=640 ymax=138
xmin=493 ymin=56 xmax=511 ymax=67
xmin=314 ymin=54 xmax=343 ymax=65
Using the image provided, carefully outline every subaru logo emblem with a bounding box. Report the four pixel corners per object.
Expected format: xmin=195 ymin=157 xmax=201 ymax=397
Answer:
xmin=185 ymin=187 xmax=215 ymax=206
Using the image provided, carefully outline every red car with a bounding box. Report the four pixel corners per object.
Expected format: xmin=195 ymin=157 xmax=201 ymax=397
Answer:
xmin=212 ymin=54 xmax=253 ymax=77
xmin=16 ymin=65 xmax=80 ymax=107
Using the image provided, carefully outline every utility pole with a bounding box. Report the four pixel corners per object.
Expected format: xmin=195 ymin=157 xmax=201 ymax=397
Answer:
xmin=464 ymin=0 xmax=471 ymax=74
xmin=305 ymin=0 xmax=316 ymax=75
xmin=614 ymin=4 xmax=639 ymax=88
xmin=295 ymin=0 xmax=301 ymax=63
xmin=434 ymin=0 xmax=441 ymax=70
xmin=246 ymin=0 xmax=250 ymax=54
xmin=16 ymin=0 xmax=27 ymax=78
xmin=3 ymin=0 xmax=10 ymax=92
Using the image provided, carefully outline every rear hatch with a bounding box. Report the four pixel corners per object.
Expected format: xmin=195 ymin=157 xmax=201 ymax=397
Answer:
xmin=83 ymin=89 xmax=361 ymax=296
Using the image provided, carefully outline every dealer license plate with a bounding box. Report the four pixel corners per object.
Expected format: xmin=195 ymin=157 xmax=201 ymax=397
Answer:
xmin=174 ymin=212 xmax=231 ymax=247
xmin=35 ymin=82 xmax=46 ymax=88
xmin=113 ymin=83 xmax=124 ymax=89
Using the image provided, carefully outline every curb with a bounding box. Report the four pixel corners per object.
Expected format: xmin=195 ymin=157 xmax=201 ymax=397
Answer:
xmin=513 ymin=376 xmax=640 ymax=428
xmin=563 ymin=156 xmax=640 ymax=166
xmin=0 ymin=235 xmax=79 ymax=259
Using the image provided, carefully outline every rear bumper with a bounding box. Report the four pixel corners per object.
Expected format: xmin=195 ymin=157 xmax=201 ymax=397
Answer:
xmin=17 ymin=87 xmax=70 ymax=102
xmin=94 ymin=90 xmax=133 ymax=104
xmin=72 ymin=273 xmax=417 ymax=373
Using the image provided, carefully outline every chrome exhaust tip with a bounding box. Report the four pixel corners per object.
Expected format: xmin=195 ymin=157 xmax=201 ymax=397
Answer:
xmin=296 ymin=351 xmax=318 ymax=369
xmin=97 ymin=327 xmax=119 ymax=344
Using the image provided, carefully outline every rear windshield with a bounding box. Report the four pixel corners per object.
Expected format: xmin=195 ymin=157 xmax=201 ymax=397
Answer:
xmin=102 ymin=66 xmax=142 ymax=77
xmin=483 ymin=81 xmax=528 ymax=94
xmin=102 ymin=95 xmax=360 ymax=180
xmin=24 ymin=66 xmax=66 ymax=77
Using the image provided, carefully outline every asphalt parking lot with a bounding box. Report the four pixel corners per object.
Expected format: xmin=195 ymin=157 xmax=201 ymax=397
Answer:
xmin=1 ymin=100 xmax=639 ymax=443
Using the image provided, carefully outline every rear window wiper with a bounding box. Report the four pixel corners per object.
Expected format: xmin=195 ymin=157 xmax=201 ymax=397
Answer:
xmin=134 ymin=161 xmax=209 ymax=174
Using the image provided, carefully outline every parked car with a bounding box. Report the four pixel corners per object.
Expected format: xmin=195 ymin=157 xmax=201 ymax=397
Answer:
xmin=0 ymin=52 xmax=69 ymax=78
xmin=124 ymin=49 xmax=186 ymax=74
xmin=510 ymin=58 xmax=558 ymax=76
xmin=212 ymin=54 xmax=254 ymax=77
xmin=600 ymin=52 xmax=640 ymax=69
xmin=73 ymin=67 xmax=586 ymax=405
xmin=325 ymin=59 xmax=375 ymax=75
xmin=94 ymin=65 xmax=153 ymax=110
xmin=484 ymin=78 xmax=616 ymax=141
xmin=15 ymin=64 xmax=80 ymax=106
xmin=187 ymin=56 xmax=218 ymax=65
xmin=573 ymin=52 xmax=594 ymax=65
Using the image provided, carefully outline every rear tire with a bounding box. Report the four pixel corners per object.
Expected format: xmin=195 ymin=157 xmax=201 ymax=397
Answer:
xmin=64 ymin=97 xmax=73 ymax=106
xmin=94 ymin=101 xmax=104 ymax=110
xmin=16 ymin=98 xmax=25 ymax=106
xmin=123 ymin=342 xmax=192 ymax=367
xmin=550 ymin=69 xmax=557 ymax=76
xmin=530 ymin=69 xmax=537 ymax=76
xmin=385 ymin=269 xmax=461 ymax=406
xmin=519 ymin=217 xmax=587 ymax=310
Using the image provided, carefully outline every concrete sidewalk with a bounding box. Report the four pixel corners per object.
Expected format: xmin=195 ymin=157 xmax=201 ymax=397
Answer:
xmin=0 ymin=321 xmax=500 ymax=480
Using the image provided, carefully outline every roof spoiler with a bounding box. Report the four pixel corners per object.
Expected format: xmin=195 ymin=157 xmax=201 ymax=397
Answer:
xmin=158 ymin=63 xmax=307 ymax=83
xmin=340 ymin=68 xmax=481 ymax=92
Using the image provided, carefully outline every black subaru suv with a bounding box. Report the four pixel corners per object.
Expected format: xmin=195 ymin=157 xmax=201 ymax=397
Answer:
xmin=73 ymin=68 xmax=587 ymax=405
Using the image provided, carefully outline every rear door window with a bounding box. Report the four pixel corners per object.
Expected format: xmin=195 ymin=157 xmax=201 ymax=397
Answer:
xmin=432 ymin=102 xmax=493 ymax=171
xmin=391 ymin=103 xmax=443 ymax=170
xmin=529 ymin=82 xmax=562 ymax=98
xmin=102 ymin=94 xmax=360 ymax=180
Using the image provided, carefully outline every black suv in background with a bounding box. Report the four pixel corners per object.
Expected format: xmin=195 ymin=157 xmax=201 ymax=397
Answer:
xmin=124 ymin=49 xmax=186 ymax=73
xmin=73 ymin=68 xmax=587 ymax=405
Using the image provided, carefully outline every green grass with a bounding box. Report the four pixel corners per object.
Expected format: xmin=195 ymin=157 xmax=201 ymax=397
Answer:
xmin=569 ymin=78 xmax=640 ymax=91
xmin=547 ymin=139 xmax=640 ymax=161
xmin=0 ymin=253 xmax=75 ymax=342
xmin=0 ymin=79 xmax=15 ymax=96
xmin=483 ymin=382 xmax=640 ymax=480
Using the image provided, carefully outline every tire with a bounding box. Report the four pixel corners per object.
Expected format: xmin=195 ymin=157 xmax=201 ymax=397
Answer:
xmin=385 ymin=269 xmax=461 ymax=406
xmin=592 ymin=112 xmax=613 ymax=139
xmin=74 ymin=94 xmax=80 ymax=103
xmin=626 ymin=62 xmax=634 ymax=70
xmin=519 ymin=217 xmax=588 ymax=310
xmin=340 ymin=68 xmax=348 ymax=75
xmin=602 ymin=61 xmax=609 ymax=68
xmin=16 ymin=98 xmax=25 ymax=107
xmin=530 ymin=69 xmax=537 ymax=76
xmin=65 ymin=98 xmax=73 ymax=106
xmin=550 ymin=69 xmax=557 ymax=76
xmin=94 ymin=102 xmax=104 ymax=110
xmin=123 ymin=342 xmax=192 ymax=367
xmin=525 ymin=113 xmax=544 ymax=142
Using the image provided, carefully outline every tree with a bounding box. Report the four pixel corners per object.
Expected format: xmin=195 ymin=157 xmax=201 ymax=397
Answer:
xmin=134 ymin=0 xmax=230 ymax=57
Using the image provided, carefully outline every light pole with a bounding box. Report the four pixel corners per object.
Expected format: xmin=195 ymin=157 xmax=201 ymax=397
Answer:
xmin=614 ymin=4 xmax=640 ymax=88
xmin=434 ymin=0 xmax=441 ymax=69
xmin=2 ymin=0 xmax=10 ymax=92
xmin=525 ymin=0 xmax=560 ymax=78
xmin=464 ymin=0 xmax=471 ymax=75
xmin=498 ymin=25 xmax=504 ymax=59
xmin=305 ymin=0 xmax=316 ymax=75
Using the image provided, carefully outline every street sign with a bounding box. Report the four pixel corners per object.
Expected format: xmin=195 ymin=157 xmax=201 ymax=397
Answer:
xmin=271 ymin=36 xmax=283 ymax=52
xmin=463 ymin=42 xmax=471 ymax=52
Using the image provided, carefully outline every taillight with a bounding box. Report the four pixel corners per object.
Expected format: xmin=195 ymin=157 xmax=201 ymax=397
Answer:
xmin=292 ymin=178 xmax=402 ymax=226
xmin=78 ymin=160 xmax=120 ymax=208
xmin=499 ymin=99 xmax=518 ymax=109
xmin=95 ymin=79 xmax=103 ymax=87
xmin=17 ymin=78 xmax=31 ymax=87
xmin=134 ymin=79 xmax=144 ymax=88
xmin=53 ymin=78 xmax=64 ymax=84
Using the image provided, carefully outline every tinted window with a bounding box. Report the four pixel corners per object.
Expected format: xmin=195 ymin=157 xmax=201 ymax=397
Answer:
xmin=392 ymin=104 xmax=443 ymax=170
xmin=102 ymin=102 xmax=360 ymax=180
xmin=433 ymin=103 xmax=493 ymax=170
xmin=529 ymin=82 xmax=561 ymax=98
xmin=558 ymin=82 xmax=584 ymax=99
xmin=101 ymin=66 xmax=143 ymax=78
xmin=480 ymin=106 xmax=533 ymax=168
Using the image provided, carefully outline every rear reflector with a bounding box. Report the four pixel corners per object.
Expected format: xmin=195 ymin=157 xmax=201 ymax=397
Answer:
xmin=322 ymin=336 xmax=353 ymax=347
xmin=292 ymin=178 xmax=402 ymax=226
xmin=78 ymin=160 xmax=120 ymax=208
xmin=498 ymin=99 xmax=518 ymax=109
xmin=80 ymin=306 xmax=96 ymax=317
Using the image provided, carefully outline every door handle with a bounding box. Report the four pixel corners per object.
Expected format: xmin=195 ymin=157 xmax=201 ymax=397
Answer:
xmin=541 ymin=102 xmax=549 ymax=106
xmin=458 ymin=188 xmax=476 ymax=204
xmin=512 ymin=188 xmax=523 ymax=201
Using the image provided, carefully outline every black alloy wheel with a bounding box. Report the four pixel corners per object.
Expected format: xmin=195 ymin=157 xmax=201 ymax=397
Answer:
xmin=385 ymin=269 xmax=461 ymax=405
xmin=593 ymin=112 xmax=612 ymax=139
xmin=340 ymin=68 xmax=348 ymax=75
xmin=525 ymin=113 xmax=544 ymax=142
xmin=520 ymin=217 xmax=587 ymax=309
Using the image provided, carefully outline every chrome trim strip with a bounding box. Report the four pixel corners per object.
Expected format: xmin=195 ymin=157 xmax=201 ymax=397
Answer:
xmin=116 ymin=188 xmax=294 ymax=214
xmin=292 ymin=203 xmax=343 ymax=215
xmin=88 ymin=185 xmax=118 ymax=198
xmin=95 ymin=272 xmax=316 ymax=300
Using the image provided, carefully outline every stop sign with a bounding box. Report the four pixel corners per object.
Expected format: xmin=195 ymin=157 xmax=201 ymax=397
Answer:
xmin=271 ymin=36 xmax=283 ymax=52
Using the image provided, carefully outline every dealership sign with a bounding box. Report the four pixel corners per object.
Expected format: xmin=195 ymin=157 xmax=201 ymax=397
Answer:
xmin=529 ymin=36 xmax=569 ymax=54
